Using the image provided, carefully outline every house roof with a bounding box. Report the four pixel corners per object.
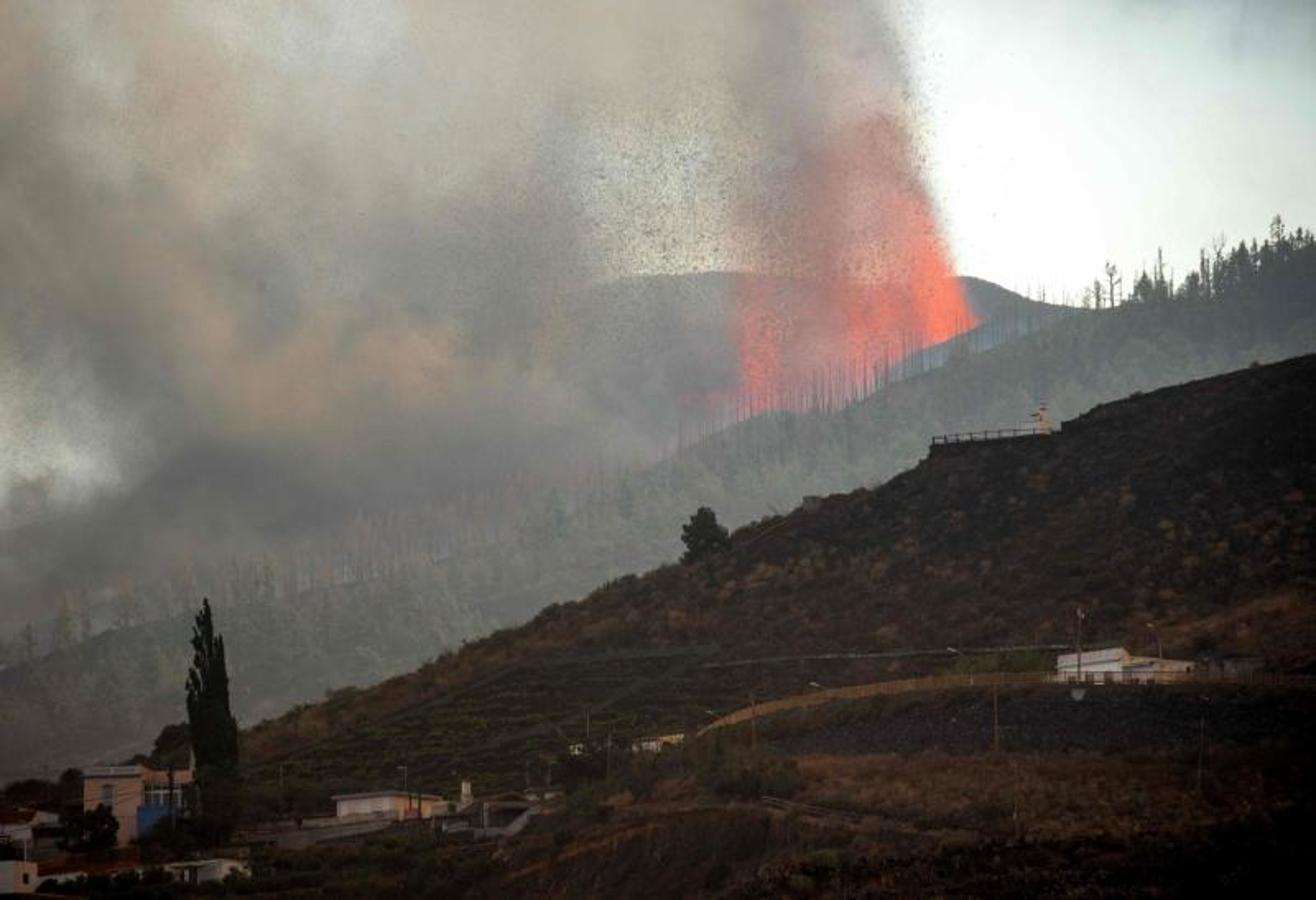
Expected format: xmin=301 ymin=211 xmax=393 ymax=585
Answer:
xmin=84 ymin=765 xmax=145 ymax=778
xmin=1056 ymin=647 xmax=1128 ymax=666
xmin=0 ymin=806 xmax=39 ymax=826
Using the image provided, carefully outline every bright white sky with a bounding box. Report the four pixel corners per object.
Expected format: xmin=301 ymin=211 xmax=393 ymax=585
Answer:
xmin=902 ymin=0 xmax=1316 ymax=301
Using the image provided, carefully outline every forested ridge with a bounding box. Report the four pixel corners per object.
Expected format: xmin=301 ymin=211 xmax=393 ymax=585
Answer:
xmin=2 ymin=221 xmax=1314 ymax=780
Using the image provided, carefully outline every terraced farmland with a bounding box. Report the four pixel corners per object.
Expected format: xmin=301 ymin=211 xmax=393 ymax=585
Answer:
xmin=249 ymin=647 xmax=1022 ymax=807
xmin=254 ymin=649 xmax=718 ymax=800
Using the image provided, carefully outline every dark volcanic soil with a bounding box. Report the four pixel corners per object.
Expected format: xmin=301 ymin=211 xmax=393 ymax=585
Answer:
xmin=769 ymin=684 xmax=1316 ymax=756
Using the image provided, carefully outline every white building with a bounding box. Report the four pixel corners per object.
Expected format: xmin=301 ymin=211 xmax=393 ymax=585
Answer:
xmin=630 ymin=733 xmax=686 ymax=754
xmin=82 ymin=764 xmax=193 ymax=846
xmin=331 ymin=791 xmax=446 ymax=820
xmin=1122 ymin=657 xmax=1195 ymax=682
xmin=1056 ymin=647 xmax=1132 ymax=676
xmin=1056 ymin=646 xmax=1195 ymax=682
xmin=163 ymin=858 xmax=251 ymax=885
xmin=0 ymin=808 xmax=59 ymax=857
xmin=0 ymin=860 xmax=40 ymax=894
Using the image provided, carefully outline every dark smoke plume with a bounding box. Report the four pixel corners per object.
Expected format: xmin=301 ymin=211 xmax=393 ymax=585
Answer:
xmin=0 ymin=1 xmax=965 ymax=629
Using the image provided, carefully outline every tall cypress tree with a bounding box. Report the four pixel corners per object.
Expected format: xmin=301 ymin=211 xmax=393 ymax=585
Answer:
xmin=185 ymin=598 xmax=239 ymax=830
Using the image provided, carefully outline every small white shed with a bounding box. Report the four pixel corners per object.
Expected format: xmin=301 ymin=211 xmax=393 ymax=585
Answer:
xmin=164 ymin=858 xmax=251 ymax=885
xmin=0 ymin=859 xmax=40 ymax=895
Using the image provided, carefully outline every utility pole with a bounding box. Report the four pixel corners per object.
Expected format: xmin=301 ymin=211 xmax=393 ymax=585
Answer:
xmin=749 ymin=691 xmax=758 ymax=754
xmin=1196 ymin=716 xmax=1206 ymax=792
xmin=605 ymin=731 xmax=613 ymax=783
xmin=992 ymin=683 xmax=1000 ymax=753
xmin=1147 ymin=622 xmax=1162 ymax=659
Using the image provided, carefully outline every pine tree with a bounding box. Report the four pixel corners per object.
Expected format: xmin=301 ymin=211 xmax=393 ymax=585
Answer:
xmin=681 ymin=507 xmax=730 ymax=564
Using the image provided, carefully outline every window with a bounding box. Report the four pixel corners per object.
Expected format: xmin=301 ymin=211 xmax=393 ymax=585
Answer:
xmin=143 ymin=785 xmax=181 ymax=808
xmin=100 ymin=784 xmax=114 ymax=807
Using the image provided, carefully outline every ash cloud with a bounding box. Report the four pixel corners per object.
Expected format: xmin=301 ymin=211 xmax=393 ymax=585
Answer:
xmin=0 ymin=1 xmax=946 ymax=627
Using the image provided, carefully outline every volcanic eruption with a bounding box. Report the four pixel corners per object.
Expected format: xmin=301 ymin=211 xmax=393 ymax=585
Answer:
xmin=728 ymin=12 xmax=976 ymax=415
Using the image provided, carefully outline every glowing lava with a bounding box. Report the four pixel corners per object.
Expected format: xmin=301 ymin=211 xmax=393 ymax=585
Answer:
xmin=733 ymin=114 xmax=976 ymax=414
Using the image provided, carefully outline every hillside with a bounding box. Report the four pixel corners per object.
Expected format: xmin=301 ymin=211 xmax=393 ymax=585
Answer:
xmin=0 ymin=277 xmax=1061 ymax=779
xmin=241 ymin=353 xmax=1316 ymax=806
xmin=224 ymin=674 xmax=1316 ymax=896
xmin=5 ymin=223 xmax=1314 ymax=780
xmin=545 ymin=272 xmax=1065 ymax=441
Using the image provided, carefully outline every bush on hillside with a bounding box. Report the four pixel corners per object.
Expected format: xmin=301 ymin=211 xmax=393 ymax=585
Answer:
xmin=682 ymin=507 xmax=731 ymax=564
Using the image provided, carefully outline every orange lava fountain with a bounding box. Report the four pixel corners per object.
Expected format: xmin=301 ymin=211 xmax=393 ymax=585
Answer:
xmin=733 ymin=113 xmax=976 ymax=414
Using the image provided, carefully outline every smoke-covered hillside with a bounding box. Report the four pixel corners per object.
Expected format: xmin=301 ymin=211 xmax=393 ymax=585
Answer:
xmin=0 ymin=273 xmax=1045 ymax=779
xmin=2 ymin=223 xmax=1313 ymax=780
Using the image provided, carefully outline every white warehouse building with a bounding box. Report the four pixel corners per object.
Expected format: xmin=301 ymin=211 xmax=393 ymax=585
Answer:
xmin=1056 ymin=647 xmax=1194 ymax=682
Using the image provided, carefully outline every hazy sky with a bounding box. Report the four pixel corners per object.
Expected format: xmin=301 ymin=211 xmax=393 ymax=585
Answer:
xmin=905 ymin=0 xmax=1316 ymax=300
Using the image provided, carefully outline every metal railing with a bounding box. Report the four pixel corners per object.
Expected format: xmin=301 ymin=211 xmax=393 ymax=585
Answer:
xmin=931 ymin=427 xmax=1049 ymax=445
